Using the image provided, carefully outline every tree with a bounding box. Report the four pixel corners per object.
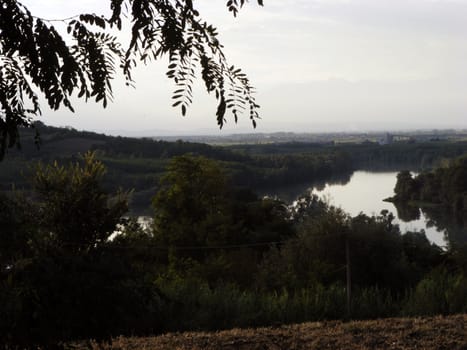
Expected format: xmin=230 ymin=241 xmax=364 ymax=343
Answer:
xmin=393 ymin=170 xmax=416 ymax=201
xmin=152 ymin=154 xmax=230 ymax=247
xmin=0 ymin=152 xmax=143 ymax=347
xmin=32 ymin=151 xmax=128 ymax=251
xmin=0 ymin=0 xmax=262 ymax=158
xmin=1 ymin=151 xmax=128 ymax=271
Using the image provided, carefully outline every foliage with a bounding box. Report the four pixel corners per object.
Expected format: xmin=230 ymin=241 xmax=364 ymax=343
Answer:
xmin=393 ymin=170 xmax=417 ymax=201
xmin=32 ymin=151 xmax=128 ymax=251
xmin=151 ymin=154 xmax=294 ymax=285
xmin=154 ymin=279 xmax=349 ymax=331
xmin=0 ymin=0 xmax=262 ymax=158
xmin=0 ymin=152 xmax=136 ymax=348
xmin=392 ymin=155 xmax=467 ymax=219
xmin=152 ymin=155 xmax=231 ymax=247
xmin=257 ymin=208 xmax=443 ymax=293
xmin=0 ymin=192 xmax=38 ymax=270
xmin=0 ymin=251 xmax=165 ymax=347
xmin=403 ymin=269 xmax=467 ymax=316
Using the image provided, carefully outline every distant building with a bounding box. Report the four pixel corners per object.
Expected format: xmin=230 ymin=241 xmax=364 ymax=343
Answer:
xmin=379 ymin=133 xmax=393 ymax=145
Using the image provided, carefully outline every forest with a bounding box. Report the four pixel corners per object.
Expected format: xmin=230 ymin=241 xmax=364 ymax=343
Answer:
xmin=1 ymin=127 xmax=467 ymax=348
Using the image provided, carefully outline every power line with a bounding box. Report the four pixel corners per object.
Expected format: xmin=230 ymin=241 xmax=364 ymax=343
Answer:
xmin=111 ymin=241 xmax=288 ymax=251
xmin=32 ymin=14 xmax=81 ymax=23
xmin=44 ymin=232 xmax=347 ymax=251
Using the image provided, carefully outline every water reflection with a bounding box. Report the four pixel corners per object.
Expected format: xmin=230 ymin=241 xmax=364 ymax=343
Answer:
xmin=261 ymin=171 xmax=352 ymax=203
xmin=393 ymin=202 xmax=421 ymax=222
xmin=389 ymin=200 xmax=467 ymax=248
xmin=421 ymin=206 xmax=467 ymax=247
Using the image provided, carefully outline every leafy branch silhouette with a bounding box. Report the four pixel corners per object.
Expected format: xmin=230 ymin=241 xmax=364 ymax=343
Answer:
xmin=0 ymin=0 xmax=263 ymax=159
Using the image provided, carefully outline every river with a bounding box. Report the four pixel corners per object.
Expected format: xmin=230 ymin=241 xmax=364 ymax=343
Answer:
xmin=294 ymin=171 xmax=447 ymax=247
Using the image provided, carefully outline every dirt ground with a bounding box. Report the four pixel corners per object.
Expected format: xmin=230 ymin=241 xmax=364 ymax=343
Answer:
xmin=86 ymin=314 xmax=467 ymax=350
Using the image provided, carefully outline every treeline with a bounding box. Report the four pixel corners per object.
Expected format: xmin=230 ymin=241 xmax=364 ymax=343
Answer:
xmin=345 ymin=142 xmax=467 ymax=170
xmin=2 ymin=153 xmax=467 ymax=349
xmin=230 ymin=141 xmax=467 ymax=171
xmin=94 ymin=136 xmax=247 ymax=161
xmin=8 ymin=122 xmax=236 ymax=160
xmin=226 ymin=150 xmax=353 ymax=189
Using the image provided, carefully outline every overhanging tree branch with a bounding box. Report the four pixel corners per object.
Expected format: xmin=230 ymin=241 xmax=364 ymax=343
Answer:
xmin=0 ymin=0 xmax=263 ymax=159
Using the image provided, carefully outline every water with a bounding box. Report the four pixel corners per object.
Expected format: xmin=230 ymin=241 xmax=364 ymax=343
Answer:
xmin=309 ymin=171 xmax=447 ymax=247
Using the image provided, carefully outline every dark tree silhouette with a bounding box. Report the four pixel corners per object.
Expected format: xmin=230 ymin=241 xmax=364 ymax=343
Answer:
xmin=0 ymin=0 xmax=262 ymax=158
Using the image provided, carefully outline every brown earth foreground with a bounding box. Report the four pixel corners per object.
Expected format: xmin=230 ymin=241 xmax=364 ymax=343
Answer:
xmin=84 ymin=314 xmax=467 ymax=350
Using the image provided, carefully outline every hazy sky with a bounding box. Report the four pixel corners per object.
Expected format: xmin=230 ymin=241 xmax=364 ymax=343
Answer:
xmin=22 ymin=0 xmax=467 ymax=135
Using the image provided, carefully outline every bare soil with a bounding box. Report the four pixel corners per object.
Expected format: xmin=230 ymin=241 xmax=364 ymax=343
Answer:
xmin=86 ymin=314 xmax=467 ymax=350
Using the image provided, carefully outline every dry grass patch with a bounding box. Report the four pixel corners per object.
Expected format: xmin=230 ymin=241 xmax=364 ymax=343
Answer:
xmin=78 ymin=314 xmax=467 ymax=350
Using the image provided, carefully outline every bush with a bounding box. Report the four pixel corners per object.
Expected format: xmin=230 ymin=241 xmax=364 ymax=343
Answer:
xmin=403 ymin=269 xmax=467 ymax=316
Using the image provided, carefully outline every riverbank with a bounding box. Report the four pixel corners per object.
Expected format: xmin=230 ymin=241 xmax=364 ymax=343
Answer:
xmin=79 ymin=314 xmax=467 ymax=350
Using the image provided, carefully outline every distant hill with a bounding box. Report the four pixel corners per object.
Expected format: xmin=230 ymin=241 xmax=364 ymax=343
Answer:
xmin=7 ymin=121 xmax=244 ymax=161
xmin=2 ymin=122 xmax=250 ymax=213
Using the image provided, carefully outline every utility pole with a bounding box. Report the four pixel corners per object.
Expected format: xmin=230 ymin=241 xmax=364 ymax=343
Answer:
xmin=346 ymin=233 xmax=352 ymax=317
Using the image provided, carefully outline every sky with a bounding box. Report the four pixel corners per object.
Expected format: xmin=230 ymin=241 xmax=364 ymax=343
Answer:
xmin=22 ymin=0 xmax=467 ymax=136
